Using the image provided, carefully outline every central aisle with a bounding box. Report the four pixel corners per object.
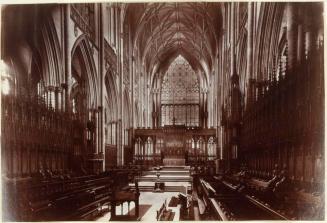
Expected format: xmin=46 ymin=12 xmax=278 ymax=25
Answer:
xmin=96 ymin=166 xmax=192 ymax=221
xmin=136 ymin=166 xmax=192 ymax=192
xmin=96 ymin=192 xmax=180 ymax=221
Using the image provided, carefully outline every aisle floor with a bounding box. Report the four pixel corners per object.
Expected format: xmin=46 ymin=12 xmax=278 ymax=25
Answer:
xmin=96 ymin=192 xmax=179 ymax=221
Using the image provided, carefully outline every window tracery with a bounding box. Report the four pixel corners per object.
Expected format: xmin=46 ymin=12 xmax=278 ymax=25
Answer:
xmin=161 ymin=55 xmax=200 ymax=126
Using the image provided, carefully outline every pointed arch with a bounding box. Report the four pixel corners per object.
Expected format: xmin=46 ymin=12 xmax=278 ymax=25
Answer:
xmin=105 ymin=69 xmax=119 ymax=122
xmin=37 ymin=16 xmax=62 ymax=88
xmin=71 ymin=35 xmax=98 ymax=109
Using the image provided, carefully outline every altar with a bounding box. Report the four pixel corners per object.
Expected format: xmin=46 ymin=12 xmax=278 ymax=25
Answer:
xmin=133 ymin=125 xmax=217 ymax=166
xmin=163 ymin=146 xmax=185 ymax=166
xmin=163 ymin=158 xmax=185 ymax=166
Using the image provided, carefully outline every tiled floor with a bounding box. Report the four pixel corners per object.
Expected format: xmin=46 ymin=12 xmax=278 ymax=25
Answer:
xmin=96 ymin=192 xmax=179 ymax=221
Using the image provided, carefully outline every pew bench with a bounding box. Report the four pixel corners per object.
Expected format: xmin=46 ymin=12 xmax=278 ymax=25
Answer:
xmin=5 ymin=174 xmax=114 ymax=221
xmin=274 ymin=186 xmax=324 ymax=220
xmin=27 ymin=199 xmax=54 ymax=221
xmin=156 ymin=203 xmax=174 ymax=221
xmin=3 ymin=168 xmax=143 ymax=221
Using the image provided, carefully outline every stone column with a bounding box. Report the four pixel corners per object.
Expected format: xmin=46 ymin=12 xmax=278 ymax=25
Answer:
xmin=246 ymin=2 xmax=255 ymax=107
xmin=200 ymin=89 xmax=204 ymax=127
xmin=99 ymin=3 xmax=105 ymax=170
xmin=47 ymin=86 xmax=52 ymax=108
xmin=54 ymin=87 xmax=59 ymax=111
xmin=147 ymin=83 xmax=151 ymax=128
xmin=205 ymin=137 xmax=208 ymax=161
xmin=95 ymin=109 xmax=99 ymax=155
xmin=61 ymin=83 xmax=67 ymax=111
xmin=99 ymin=107 xmax=104 ymax=154
xmin=230 ymin=2 xmax=235 ymax=75
xmin=297 ymin=21 xmax=304 ymax=64
xmin=93 ymin=109 xmax=98 ymax=154
xmin=58 ymin=87 xmax=62 ymax=111
xmin=152 ymin=89 xmax=156 ymax=128
xmin=205 ymin=89 xmax=208 ymax=128
xmin=117 ymin=6 xmax=124 ymax=166
xmin=131 ymin=55 xmax=135 ymax=130
xmin=64 ymin=4 xmax=72 ymax=112
xmin=286 ymin=2 xmax=298 ymax=72
xmin=157 ymin=88 xmax=161 ymax=127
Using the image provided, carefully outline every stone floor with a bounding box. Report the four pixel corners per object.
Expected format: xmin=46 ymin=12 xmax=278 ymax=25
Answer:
xmin=132 ymin=181 xmax=191 ymax=187
xmin=96 ymin=192 xmax=180 ymax=221
xmin=96 ymin=166 xmax=190 ymax=221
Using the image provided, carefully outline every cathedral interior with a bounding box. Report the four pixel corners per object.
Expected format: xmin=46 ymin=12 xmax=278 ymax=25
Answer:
xmin=1 ymin=2 xmax=325 ymax=221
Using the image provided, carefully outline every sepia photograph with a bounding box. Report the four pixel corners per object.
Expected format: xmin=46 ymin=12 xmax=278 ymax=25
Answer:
xmin=0 ymin=1 xmax=325 ymax=221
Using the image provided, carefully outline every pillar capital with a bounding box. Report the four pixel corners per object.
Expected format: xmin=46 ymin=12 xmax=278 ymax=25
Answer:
xmin=46 ymin=85 xmax=55 ymax=92
xmin=54 ymin=86 xmax=62 ymax=93
xmin=61 ymin=83 xmax=68 ymax=90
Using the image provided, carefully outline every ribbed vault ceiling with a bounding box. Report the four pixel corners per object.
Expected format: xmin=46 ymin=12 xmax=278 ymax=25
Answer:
xmin=125 ymin=2 xmax=222 ymax=81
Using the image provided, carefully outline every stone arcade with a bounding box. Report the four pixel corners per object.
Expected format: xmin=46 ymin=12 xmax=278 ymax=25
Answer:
xmin=1 ymin=2 xmax=324 ymax=221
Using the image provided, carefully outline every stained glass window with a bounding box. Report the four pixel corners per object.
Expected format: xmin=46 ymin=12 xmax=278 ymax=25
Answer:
xmin=161 ymin=55 xmax=200 ymax=126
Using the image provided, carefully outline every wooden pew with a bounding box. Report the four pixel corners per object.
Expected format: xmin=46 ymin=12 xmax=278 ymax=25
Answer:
xmin=4 ymin=173 xmax=114 ymax=221
xmin=198 ymin=179 xmax=234 ymax=220
xmin=273 ymin=176 xmax=324 ymax=220
xmin=156 ymin=202 xmax=174 ymax=221
xmin=4 ymin=167 xmax=148 ymax=221
xmin=53 ymin=176 xmax=113 ymax=220
xmin=222 ymin=168 xmax=324 ymax=220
